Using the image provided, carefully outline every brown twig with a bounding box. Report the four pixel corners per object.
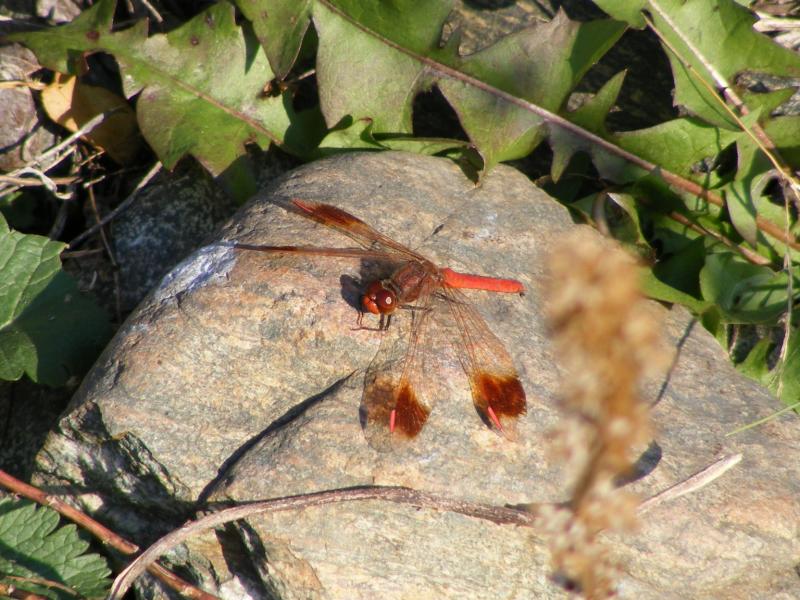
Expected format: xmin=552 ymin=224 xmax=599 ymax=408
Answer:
xmin=68 ymin=161 xmax=161 ymax=249
xmin=0 ymin=581 xmax=48 ymax=600
xmin=109 ymin=446 xmax=744 ymax=600
xmin=0 ymin=470 xmax=220 ymax=600
xmin=666 ymin=210 xmax=772 ymax=265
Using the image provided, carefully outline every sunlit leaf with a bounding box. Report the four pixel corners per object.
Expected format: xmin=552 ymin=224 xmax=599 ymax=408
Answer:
xmin=0 ymin=498 xmax=111 ymax=599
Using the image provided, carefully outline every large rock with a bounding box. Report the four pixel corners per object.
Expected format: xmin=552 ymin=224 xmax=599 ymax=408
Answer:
xmin=33 ymin=152 xmax=800 ymax=598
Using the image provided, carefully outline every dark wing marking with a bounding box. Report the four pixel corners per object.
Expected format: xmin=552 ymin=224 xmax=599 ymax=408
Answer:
xmin=440 ymin=286 xmax=526 ymax=430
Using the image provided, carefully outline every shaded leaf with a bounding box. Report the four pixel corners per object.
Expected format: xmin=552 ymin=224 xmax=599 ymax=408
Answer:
xmin=0 ymin=214 xmax=111 ymax=386
xmin=315 ymin=117 xmax=467 ymax=157
xmin=639 ymin=267 xmax=711 ymax=314
xmin=237 ymin=0 xmax=314 ymax=80
xmin=699 ymin=251 xmax=790 ymax=323
xmin=651 ymin=235 xmax=707 ymax=299
xmin=737 ymin=336 xmax=773 ymax=383
xmin=312 ymin=1 xmax=625 ymax=173
xmin=551 ymin=70 xmax=626 ymax=182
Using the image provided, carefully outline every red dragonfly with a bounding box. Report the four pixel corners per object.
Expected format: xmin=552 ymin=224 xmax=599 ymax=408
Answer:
xmin=234 ymin=199 xmax=526 ymax=439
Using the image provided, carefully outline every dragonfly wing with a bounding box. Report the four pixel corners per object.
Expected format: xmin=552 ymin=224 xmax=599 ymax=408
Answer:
xmin=360 ymin=280 xmax=438 ymax=448
xmin=440 ymin=286 xmax=526 ymax=430
xmin=291 ymin=199 xmax=428 ymax=263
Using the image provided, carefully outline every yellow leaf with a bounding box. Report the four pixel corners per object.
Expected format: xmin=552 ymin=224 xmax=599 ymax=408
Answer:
xmin=41 ymin=73 xmax=141 ymax=164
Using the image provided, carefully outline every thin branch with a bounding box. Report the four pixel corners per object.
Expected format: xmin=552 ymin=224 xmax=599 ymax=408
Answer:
xmin=109 ymin=486 xmax=537 ymax=599
xmin=0 ymin=111 xmax=112 ymax=200
xmin=666 ymin=210 xmax=772 ymax=265
xmin=0 ymin=174 xmax=78 ymax=187
xmin=139 ymin=0 xmax=164 ymax=23
xmin=68 ymin=162 xmax=161 ymax=249
xmin=110 ymin=448 xmax=743 ymax=600
xmin=23 ymin=112 xmax=107 ymax=170
xmin=0 ymin=470 xmax=220 ymax=600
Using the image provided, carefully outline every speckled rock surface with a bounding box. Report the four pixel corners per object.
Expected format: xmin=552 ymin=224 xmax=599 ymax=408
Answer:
xmin=32 ymin=152 xmax=800 ymax=599
xmin=111 ymin=161 xmax=237 ymax=312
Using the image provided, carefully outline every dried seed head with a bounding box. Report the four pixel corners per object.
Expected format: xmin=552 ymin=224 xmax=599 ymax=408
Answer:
xmin=541 ymin=228 xmax=667 ymax=598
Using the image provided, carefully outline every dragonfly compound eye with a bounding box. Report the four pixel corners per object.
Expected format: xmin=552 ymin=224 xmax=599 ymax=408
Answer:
xmin=375 ymin=288 xmax=397 ymax=313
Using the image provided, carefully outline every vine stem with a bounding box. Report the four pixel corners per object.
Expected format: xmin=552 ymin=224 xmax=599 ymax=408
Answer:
xmin=0 ymin=470 xmax=220 ymax=600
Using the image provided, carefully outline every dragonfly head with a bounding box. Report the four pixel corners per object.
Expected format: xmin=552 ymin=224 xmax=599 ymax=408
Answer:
xmin=362 ymin=281 xmax=398 ymax=315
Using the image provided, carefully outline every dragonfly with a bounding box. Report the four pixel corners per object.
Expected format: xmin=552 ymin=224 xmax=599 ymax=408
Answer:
xmin=234 ymin=199 xmax=526 ymax=439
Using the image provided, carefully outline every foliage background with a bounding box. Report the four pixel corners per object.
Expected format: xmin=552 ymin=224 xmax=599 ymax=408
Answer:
xmin=0 ymin=0 xmax=799 ymax=594
xmin=2 ymin=0 xmax=799 ymax=465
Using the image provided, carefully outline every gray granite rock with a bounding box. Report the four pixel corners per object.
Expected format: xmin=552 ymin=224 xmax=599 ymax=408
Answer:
xmin=32 ymin=152 xmax=800 ymax=598
xmin=111 ymin=161 xmax=237 ymax=313
xmin=0 ymin=43 xmax=55 ymax=172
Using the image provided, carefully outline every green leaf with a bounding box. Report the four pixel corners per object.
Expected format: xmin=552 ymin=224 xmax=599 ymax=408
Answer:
xmin=0 ymin=498 xmax=111 ymax=599
xmin=737 ymin=336 xmax=772 ymax=383
xmin=442 ymin=12 xmax=626 ymax=172
xmin=647 ymin=0 xmax=800 ymax=128
xmin=699 ymin=251 xmax=790 ymax=323
xmin=551 ymin=71 xmax=626 ymax=182
xmin=724 ymin=122 xmax=770 ymax=248
xmin=613 ymin=116 xmax=742 ymax=179
xmin=0 ymin=214 xmax=111 ymax=386
xmin=741 ymin=86 xmax=796 ymax=116
xmin=593 ymin=0 xmax=647 ymax=28
xmin=763 ymin=115 xmax=800 ymax=166
xmin=312 ymin=1 xmax=625 ymax=173
xmin=10 ymin=0 xmax=310 ymax=181
xmin=770 ymin=330 xmax=800 ymax=406
xmin=639 ymin=266 xmax=711 ymax=314
xmin=738 ymin=330 xmax=800 ymax=408
xmin=237 ymin=0 xmax=314 ymax=80
xmin=313 ymin=0 xmax=453 ymax=134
